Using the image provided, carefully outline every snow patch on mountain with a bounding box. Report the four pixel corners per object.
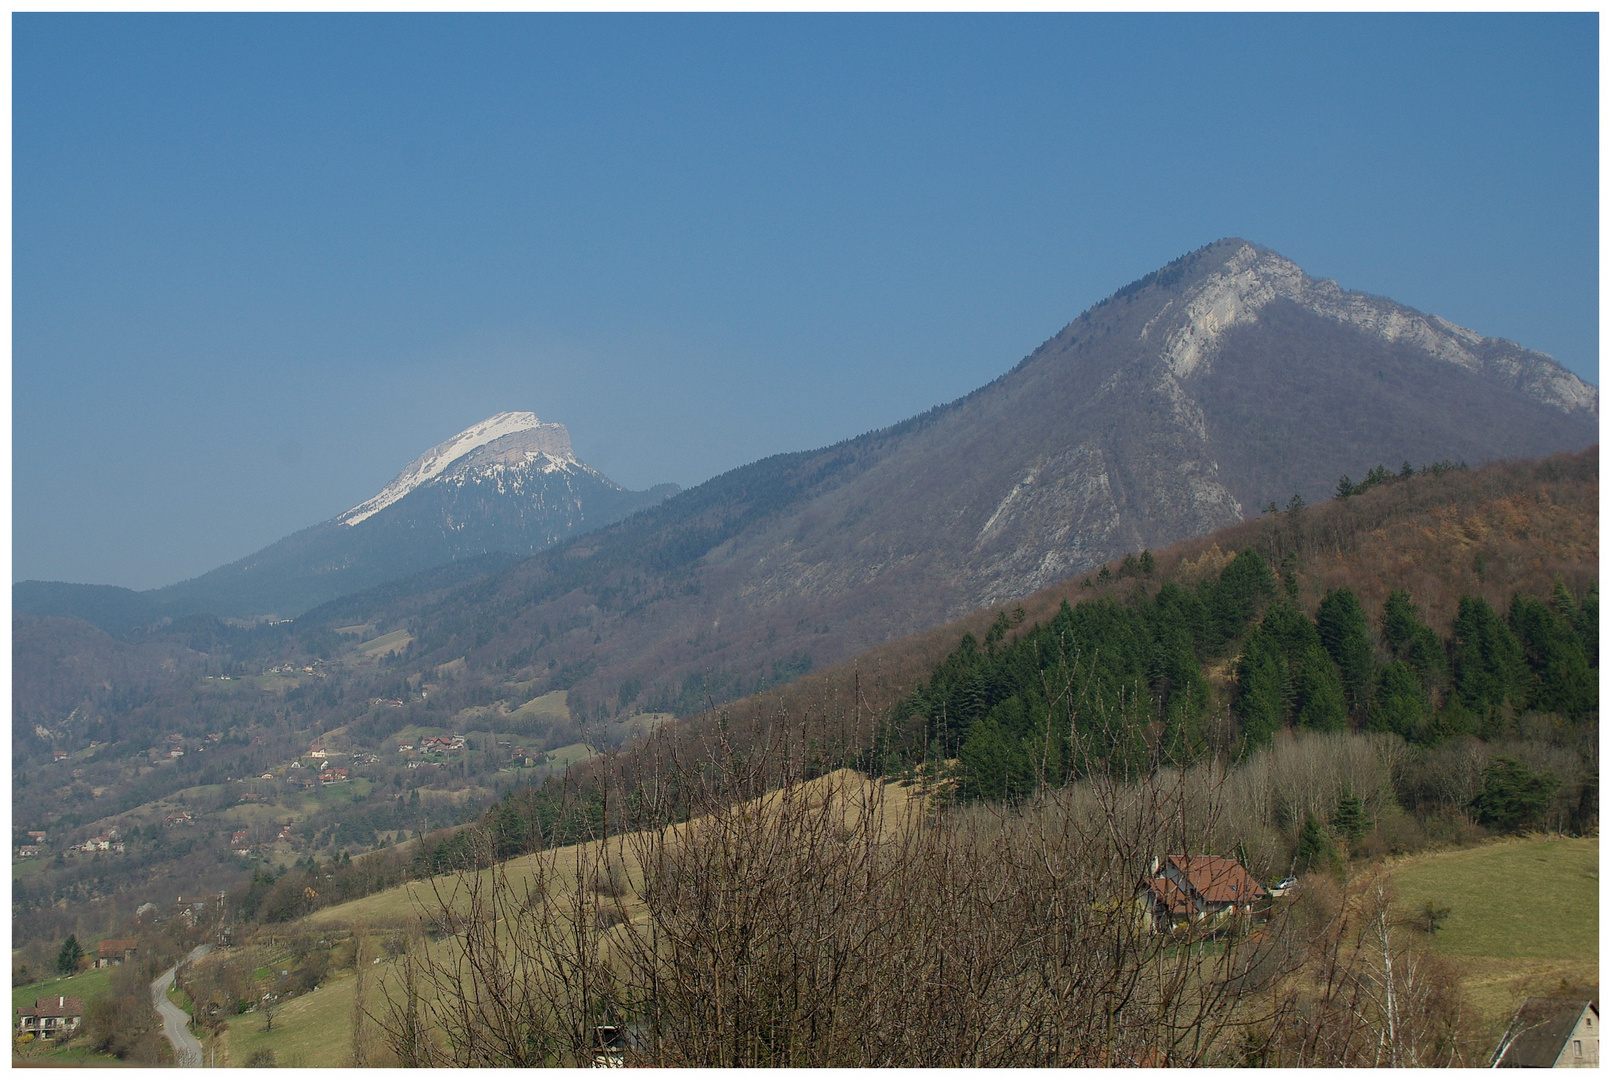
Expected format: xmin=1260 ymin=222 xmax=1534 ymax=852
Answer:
xmin=339 ymin=412 xmax=571 ymax=526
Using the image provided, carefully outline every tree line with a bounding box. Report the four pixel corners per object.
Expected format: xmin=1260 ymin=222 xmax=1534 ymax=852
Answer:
xmin=868 ymin=545 xmax=1595 ymax=807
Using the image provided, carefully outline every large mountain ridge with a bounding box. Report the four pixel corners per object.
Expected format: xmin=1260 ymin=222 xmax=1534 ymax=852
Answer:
xmin=15 ymin=239 xmax=1597 ymax=718
xmin=281 ymin=237 xmax=1596 ymax=719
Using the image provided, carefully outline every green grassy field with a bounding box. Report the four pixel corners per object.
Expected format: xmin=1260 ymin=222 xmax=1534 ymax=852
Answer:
xmin=543 ymin=741 xmax=597 ymax=769
xmin=13 ymin=966 xmax=114 ymax=1015
xmin=342 ymin=628 xmax=412 ymax=665
xmin=505 ymin=689 xmax=571 ymax=723
xmin=1388 ymin=836 xmax=1598 ymax=1038
xmin=1390 ymin=836 xmax=1597 ymax=959
xmin=215 ymin=967 xmax=362 ymax=1068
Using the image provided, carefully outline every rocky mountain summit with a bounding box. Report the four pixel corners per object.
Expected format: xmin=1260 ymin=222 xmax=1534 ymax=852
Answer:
xmin=337 ymin=411 xmax=571 ymax=526
xmin=15 ymin=413 xmax=678 ymax=625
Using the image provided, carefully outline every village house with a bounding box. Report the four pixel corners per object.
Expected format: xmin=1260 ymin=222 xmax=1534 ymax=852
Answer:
xmin=319 ymin=767 xmax=350 ymax=784
xmin=164 ymin=811 xmax=194 ymax=827
xmin=308 ymin=744 xmax=329 ymax=759
xmin=96 ymin=939 xmax=138 ymax=968
xmin=1138 ymin=855 xmax=1267 ymax=931
xmin=1493 ymin=998 xmax=1599 ymax=1068
xmin=51 ymin=750 xmax=69 ymax=762
xmin=16 ymin=845 xmax=42 ymax=859
xmin=420 ymin=734 xmax=466 ymax=754
xmin=27 ymin=831 xmax=48 ymax=842
xmin=16 ymin=996 xmax=83 ymax=1039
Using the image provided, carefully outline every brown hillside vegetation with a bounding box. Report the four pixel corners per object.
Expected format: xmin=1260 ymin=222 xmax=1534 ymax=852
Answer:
xmin=564 ymin=448 xmax=1595 ymax=788
xmin=228 ymin=729 xmax=1518 ymax=1066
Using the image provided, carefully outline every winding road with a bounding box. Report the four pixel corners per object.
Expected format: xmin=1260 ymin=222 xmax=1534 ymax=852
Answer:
xmin=151 ymin=944 xmax=211 ymax=1067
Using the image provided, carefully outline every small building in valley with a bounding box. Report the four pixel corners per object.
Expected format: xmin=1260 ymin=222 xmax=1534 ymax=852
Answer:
xmin=96 ymin=939 xmax=138 ymax=967
xmin=16 ymin=996 xmax=83 ymax=1039
xmin=1139 ymin=855 xmax=1267 ymax=931
xmin=1493 ymin=998 xmax=1599 ymax=1068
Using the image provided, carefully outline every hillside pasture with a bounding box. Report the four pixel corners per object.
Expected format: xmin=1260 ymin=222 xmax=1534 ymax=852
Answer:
xmin=1388 ymin=836 xmax=1598 ymax=1039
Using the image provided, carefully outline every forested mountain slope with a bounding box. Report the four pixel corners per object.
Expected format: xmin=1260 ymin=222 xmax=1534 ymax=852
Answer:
xmin=430 ymin=448 xmax=1595 ymax=872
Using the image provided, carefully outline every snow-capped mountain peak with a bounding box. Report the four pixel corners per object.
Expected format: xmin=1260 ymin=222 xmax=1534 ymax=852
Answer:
xmin=339 ymin=411 xmax=570 ymax=526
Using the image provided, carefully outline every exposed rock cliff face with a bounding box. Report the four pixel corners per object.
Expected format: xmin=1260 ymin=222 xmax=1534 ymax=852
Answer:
xmin=345 ymin=238 xmax=1595 ymax=711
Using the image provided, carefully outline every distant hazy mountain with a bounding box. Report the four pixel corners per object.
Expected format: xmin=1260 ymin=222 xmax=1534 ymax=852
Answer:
xmin=309 ymin=238 xmax=1596 ymax=714
xmin=15 ymin=412 xmax=678 ymax=626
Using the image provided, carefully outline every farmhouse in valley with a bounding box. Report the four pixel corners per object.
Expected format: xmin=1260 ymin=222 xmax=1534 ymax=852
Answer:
xmin=16 ymin=996 xmax=83 ymax=1039
xmin=1138 ymin=855 xmax=1267 ymax=931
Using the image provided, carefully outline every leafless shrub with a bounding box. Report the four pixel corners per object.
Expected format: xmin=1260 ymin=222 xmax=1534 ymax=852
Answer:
xmin=1258 ymin=871 xmax=1473 ymax=1066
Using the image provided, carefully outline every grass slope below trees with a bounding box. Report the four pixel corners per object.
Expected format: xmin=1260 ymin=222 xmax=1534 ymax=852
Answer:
xmin=1388 ymin=836 xmax=1598 ymax=1044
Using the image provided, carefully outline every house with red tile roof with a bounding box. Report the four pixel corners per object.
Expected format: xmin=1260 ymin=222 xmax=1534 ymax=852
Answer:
xmin=1139 ymin=855 xmax=1267 ymax=931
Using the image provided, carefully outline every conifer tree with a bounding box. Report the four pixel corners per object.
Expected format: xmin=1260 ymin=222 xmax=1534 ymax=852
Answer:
xmin=1568 ymin=582 xmax=1598 ymax=666
xmin=1451 ymin=596 xmax=1525 ymax=714
xmin=1381 ymin=590 xmax=1445 ymax=688
xmin=1234 ymin=639 xmax=1286 ymax=751
xmin=1316 ymin=587 xmax=1375 ymax=719
xmin=1293 ymin=644 xmax=1348 ymax=732
xmin=1203 ymin=549 xmax=1277 ymax=651
xmin=1509 ymin=594 xmax=1595 ymax=718
xmin=1369 ymin=660 xmax=1428 ymax=739
xmin=1470 ymin=757 xmax=1560 ymax=832
xmin=56 ymin=934 xmax=83 ymax=975
xmin=1331 ymin=788 xmax=1369 ymax=844
xmin=1295 ymin=814 xmax=1333 ymax=874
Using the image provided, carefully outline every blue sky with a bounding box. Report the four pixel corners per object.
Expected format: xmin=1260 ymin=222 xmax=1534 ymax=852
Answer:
xmin=14 ymin=13 xmax=1598 ymax=589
